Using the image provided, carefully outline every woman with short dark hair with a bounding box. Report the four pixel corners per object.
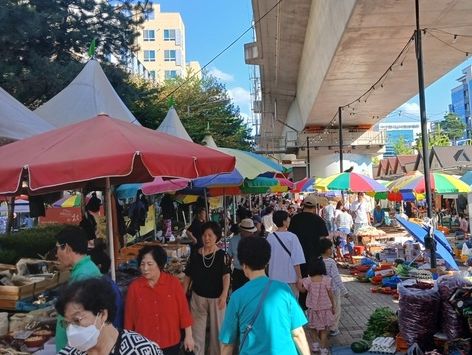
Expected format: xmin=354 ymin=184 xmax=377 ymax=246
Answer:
xmin=183 ymin=221 xmax=230 ymax=355
xmin=125 ymin=245 xmax=194 ymax=355
xmin=219 ymin=237 xmax=310 ymax=355
xmin=56 ymin=278 xmax=163 ymax=355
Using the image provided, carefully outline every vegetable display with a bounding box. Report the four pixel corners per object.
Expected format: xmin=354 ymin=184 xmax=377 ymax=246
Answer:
xmin=362 ymin=307 xmax=398 ymax=342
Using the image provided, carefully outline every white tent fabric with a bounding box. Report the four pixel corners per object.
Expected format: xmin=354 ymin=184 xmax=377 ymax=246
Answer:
xmin=0 ymin=87 xmax=54 ymax=140
xmin=202 ymin=134 xmax=218 ymax=148
xmin=156 ymin=107 xmax=192 ymax=142
xmin=35 ymin=59 xmax=140 ymax=128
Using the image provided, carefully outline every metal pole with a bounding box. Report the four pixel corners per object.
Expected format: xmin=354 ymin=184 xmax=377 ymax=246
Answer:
xmin=204 ymin=189 xmax=209 ymax=222
xmin=105 ymin=178 xmax=116 ymax=281
xmin=415 ymin=0 xmax=436 ymax=270
xmin=338 ymin=107 xmax=344 ymax=173
xmin=232 ymin=195 xmax=237 ymax=224
xmin=306 ymin=136 xmax=311 ymax=178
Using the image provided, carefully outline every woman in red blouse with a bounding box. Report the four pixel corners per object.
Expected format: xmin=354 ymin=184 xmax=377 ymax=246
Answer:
xmin=125 ymin=245 xmax=194 ymax=355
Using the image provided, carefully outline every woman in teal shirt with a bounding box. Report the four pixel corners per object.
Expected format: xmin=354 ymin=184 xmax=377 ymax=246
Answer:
xmin=219 ymin=237 xmax=310 ymax=355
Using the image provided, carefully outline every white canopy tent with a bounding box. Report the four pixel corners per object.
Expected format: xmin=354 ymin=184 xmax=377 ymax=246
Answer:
xmin=35 ymin=59 xmax=140 ymax=128
xmin=156 ymin=107 xmax=192 ymax=142
xmin=0 ymin=87 xmax=54 ymax=140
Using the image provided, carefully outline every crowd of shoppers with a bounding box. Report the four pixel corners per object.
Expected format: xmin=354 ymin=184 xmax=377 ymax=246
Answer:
xmin=54 ymin=192 xmax=352 ymax=354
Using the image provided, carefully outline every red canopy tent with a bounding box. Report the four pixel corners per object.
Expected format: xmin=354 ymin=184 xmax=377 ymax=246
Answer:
xmin=0 ymin=115 xmax=235 ymax=278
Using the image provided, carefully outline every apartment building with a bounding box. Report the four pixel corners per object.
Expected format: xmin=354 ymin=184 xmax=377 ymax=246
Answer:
xmin=134 ymin=3 xmax=200 ymax=82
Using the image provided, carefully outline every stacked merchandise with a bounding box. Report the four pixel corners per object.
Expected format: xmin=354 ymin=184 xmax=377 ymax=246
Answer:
xmin=0 ymin=306 xmax=56 ymax=353
xmin=404 ymin=242 xmax=422 ymax=262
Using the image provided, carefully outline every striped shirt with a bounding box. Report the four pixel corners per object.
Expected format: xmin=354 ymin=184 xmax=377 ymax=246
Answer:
xmin=323 ymin=257 xmax=348 ymax=296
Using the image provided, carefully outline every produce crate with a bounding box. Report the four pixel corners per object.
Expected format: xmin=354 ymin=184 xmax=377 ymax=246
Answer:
xmin=57 ymin=270 xmax=71 ymax=285
xmin=34 ymin=273 xmax=60 ymax=293
xmin=0 ymin=282 xmax=35 ymax=301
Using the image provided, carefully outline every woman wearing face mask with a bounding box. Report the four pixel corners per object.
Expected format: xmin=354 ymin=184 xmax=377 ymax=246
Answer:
xmin=56 ymin=278 xmax=163 ymax=355
xmin=125 ymin=246 xmax=194 ymax=355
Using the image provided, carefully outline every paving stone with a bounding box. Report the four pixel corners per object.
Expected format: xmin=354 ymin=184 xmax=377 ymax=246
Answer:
xmin=306 ymin=268 xmax=400 ymax=349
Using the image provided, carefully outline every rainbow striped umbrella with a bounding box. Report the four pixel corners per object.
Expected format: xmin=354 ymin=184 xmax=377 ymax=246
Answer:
xmin=293 ymin=177 xmax=315 ymax=192
xmin=53 ymin=194 xmax=87 ymax=207
xmin=316 ymin=172 xmax=388 ymax=193
xmin=390 ymin=172 xmax=471 ymax=194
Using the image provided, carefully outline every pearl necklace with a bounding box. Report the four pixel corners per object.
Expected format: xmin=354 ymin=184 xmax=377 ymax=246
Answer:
xmin=202 ymin=248 xmax=217 ymax=268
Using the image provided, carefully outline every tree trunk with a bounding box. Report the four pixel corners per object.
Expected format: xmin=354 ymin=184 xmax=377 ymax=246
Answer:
xmin=5 ymin=197 xmax=15 ymax=236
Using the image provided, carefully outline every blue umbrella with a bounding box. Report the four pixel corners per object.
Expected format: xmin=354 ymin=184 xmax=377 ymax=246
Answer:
xmin=396 ymin=217 xmax=458 ymax=270
xmin=115 ymin=184 xmax=141 ymax=199
xmin=192 ymin=169 xmax=243 ymax=188
xmin=460 ymin=171 xmax=472 ymax=185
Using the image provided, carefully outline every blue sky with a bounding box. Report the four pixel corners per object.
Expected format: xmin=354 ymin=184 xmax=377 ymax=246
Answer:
xmin=157 ymin=1 xmax=472 ymax=126
xmin=157 ymin=0 xmax=254 ymax=120
xmin=391 ymin=57 xmax=472 ymax=122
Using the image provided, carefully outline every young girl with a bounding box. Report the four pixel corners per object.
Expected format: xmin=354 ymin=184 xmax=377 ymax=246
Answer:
xmin=301 ymin=257 xmax=335 ymax=354
xmin=320 ymin=238 xmax=349 ymax=337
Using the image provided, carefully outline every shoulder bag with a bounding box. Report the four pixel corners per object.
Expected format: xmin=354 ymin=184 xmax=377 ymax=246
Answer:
xmin=273 ymin=232 xmax=291 ymax=257
xmin=239 ymin=279 xmax=272 ymax=351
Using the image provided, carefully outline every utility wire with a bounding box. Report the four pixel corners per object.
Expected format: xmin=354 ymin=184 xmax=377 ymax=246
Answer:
xmin=427 ymin=28 xmax=472 ymax=39
xmin=159 ymin=0 xmax=283 ymax=104
xmin=426 ymin=30 xmax=470 ymax=56
xmin=307 ymin=32 xmax=416 ymax=144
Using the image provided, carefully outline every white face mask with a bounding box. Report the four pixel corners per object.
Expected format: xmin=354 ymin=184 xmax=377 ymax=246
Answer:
xmin=66 ymin=314 xmax=104 ymax=351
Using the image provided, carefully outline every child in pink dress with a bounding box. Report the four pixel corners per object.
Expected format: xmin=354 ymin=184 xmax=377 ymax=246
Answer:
xmin=301 ymin=257 xmax=335 ymax=354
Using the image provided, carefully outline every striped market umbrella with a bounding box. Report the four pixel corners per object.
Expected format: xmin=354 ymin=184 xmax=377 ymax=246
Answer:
xmin=391 ymin=172 xmax=471 ymax=194
xmin=53 ymin=193 xmax=88 ymax=207
xmin=293 ymin=177 xmax=315 ymax=193
xmin=316 ymin=172 xmax=388 ymax=193
xmin=460 ymin=171 xmax=472 ymax=186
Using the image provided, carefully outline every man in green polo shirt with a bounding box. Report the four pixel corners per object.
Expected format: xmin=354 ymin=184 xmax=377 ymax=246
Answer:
xmin=54 ymin=226 xmax=101 ymax=351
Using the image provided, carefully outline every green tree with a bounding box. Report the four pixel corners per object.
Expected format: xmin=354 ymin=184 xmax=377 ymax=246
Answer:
xmin=415 ymin=125 xmax=451 ymax=149
xmin=156 ymin=73 xmax=254 ymax=150
xmin=0 ymin=0 xmax=149 ymax=108
xmin=439 ymin=113 xmax=467 ymax=143
xmin=393 ymin=136 xmax=413 ymax=155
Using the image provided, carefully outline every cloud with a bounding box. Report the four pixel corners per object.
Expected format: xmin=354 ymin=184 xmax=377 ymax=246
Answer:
xmin=208 ymin=67 xmax=234 ymax=82
xmin=228 ymin=86 xmax=251 ymax=115
xmin=399 ymin=102 xmax=420 ymax=117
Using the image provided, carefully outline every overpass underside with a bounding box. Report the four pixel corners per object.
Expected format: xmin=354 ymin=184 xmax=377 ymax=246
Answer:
xmin=249 ymin=0 xmax=472 ymax=154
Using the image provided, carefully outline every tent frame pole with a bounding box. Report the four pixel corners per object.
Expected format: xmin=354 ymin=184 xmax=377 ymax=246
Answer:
xmin=105 ymin=178 xmax=116 ymax=281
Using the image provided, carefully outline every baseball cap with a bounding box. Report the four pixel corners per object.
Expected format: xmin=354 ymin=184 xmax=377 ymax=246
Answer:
xmin=239 ymin=218 xmax=257 ymax=232
xmin=302 ymin=194 xmax=317 ymax=207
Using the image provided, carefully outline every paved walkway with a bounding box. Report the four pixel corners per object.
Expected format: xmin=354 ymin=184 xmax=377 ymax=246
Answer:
xmin=305 ymin=269 xmax=399 ymax=349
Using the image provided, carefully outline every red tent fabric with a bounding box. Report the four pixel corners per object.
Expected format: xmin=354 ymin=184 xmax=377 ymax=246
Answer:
xmin=0 ymin=115 xmax=235 ymax=195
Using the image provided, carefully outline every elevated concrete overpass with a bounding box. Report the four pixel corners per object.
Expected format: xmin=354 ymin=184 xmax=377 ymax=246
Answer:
xmin=247 ymin=0 xmax=472 ymax=176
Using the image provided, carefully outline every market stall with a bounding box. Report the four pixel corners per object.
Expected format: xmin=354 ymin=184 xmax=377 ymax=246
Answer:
xmin=0 ymin=259 xmax=72 ymax=353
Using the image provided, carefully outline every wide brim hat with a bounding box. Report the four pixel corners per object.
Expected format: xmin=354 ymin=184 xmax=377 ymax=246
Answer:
xmin=239 ymin=218 xmax=257 ymax=232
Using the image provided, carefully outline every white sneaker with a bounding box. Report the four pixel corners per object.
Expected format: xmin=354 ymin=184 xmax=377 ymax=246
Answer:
xmin=320 ymin=348 xmax=330 ymax=355
xmin=330 ymin=329 xmax=340 ymax=336
xmin=311 ymin=342 xmax=320 ymax=352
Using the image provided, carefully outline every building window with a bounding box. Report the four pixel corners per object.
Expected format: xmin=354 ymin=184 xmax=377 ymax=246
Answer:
xmin=149 ymin=70 xmax=156 ymax=80
xmin=163 ymin=29 xmax=176 ymax=41
xmin=144 ymin=50 xmax=156 ymax=62
xmin=146 ymin=10 xmax=155 ymax=20
xmin=143 ymin=29 xmax=155 ymax=41
xmin=165 ymin=70 xmax=178 ymax=79
xmin=164 ymin=50 xmax=176 ymax=62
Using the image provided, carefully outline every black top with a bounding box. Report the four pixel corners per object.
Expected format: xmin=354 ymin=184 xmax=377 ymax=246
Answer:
xmin=160 ymin=194 xmax=175 ymax=219
xmin=288 ymin=211 xmax=329 ymax=273
xmin=184 ymin=249 xmax=230 ymax=298
xmin=188 ymin=218 xmax=204 ymax=248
